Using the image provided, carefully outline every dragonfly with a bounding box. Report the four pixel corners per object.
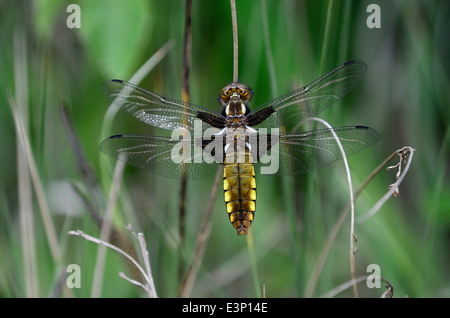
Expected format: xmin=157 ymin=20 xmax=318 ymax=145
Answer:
xmin=100 ymin=60 xmax=379 ymax=236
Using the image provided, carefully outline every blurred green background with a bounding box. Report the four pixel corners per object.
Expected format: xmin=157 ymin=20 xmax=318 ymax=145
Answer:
xmin=0 ymin=0 xmax=449 ymax=298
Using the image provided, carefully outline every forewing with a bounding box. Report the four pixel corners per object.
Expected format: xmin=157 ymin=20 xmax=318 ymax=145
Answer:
xmin=100 ymin=134 xmax=220 ymax=180
xmin=247 ymin=60 xmax=367 ymax=128
xmin=101 ymin=79 xmax=226 ymax=131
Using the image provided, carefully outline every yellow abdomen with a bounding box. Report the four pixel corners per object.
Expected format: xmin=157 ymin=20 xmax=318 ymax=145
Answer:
xmin=223 ymin=151 xmax=257 ymax=236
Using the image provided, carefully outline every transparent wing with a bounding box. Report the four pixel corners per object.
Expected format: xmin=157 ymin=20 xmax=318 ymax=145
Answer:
xmin=246 ymin=60 xmax=368 ymax=128
xmin=100 ymin=134 xmax=220 ymax=180
xmin=100 ymin=127 xmax=379 ymax=178
xmin=101 ymin=79 xmax=226 ymax=131
xmin=254 ymin=126 xmax=379 ymax=176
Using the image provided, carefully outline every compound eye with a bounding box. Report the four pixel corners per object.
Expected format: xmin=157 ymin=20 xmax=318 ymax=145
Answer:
xmin=241 ymin=90 xmax=248 ymax=99
xmin=221 ymin=90 xmax=232 ymax=99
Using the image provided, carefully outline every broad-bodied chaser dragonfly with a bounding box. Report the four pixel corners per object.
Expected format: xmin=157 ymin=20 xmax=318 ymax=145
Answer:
xmin=100 ymin=60 xmax=379 ymax=236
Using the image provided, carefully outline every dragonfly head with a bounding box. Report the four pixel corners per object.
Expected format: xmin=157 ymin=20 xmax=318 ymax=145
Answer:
xmin=218 ymin=82 xmax=254 ymax=108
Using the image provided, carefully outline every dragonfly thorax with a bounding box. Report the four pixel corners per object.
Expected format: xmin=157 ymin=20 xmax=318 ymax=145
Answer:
xmin=225 ymin=100 xmax=246 ymax=117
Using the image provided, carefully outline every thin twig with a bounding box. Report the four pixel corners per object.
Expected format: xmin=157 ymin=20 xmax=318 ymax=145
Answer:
xmin=68 ymin=229 xmax=157 ymax=297
xmin=230 ymin=0 xmax=239 ymax=82
xmin=178 ymin=0 xmax=192 ymax=284
xmin=357 ymin=147 xmax=415 ymax=223
xmin=119 ymin=272 xmax=148 ymax=292
xmin=126 ymin=224 xmax=157 ymax=298
xmin=182 ymin=0 xmax=192 ymax=103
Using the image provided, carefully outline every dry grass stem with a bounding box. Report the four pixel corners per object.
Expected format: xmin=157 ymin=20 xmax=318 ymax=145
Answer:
xmin=127 ymin=224 xmax=157 ymax=297
xmin=13 ymin=30 xmax=38 ymax=297
xmin=68 ymin=228 xmax=157 ymax=297
xmin=8 ymin=94 xmax=61 ymax=263
xmin=357 ymin=146 xmax=415 ymax=223
xmin=178 ymin=0 xmax=192 ymax=283
xmin=230 ymin=0 xmax=239 ymax=82
xmin=293 ymin=117 xmax=358 ymax=296
xmin=320 ymin=275 xmax=394 ymax=298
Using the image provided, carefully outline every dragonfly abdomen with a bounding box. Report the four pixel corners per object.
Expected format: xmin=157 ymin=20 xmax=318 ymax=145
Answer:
xmin=223 ymin=151 xmax=257 ymax=236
